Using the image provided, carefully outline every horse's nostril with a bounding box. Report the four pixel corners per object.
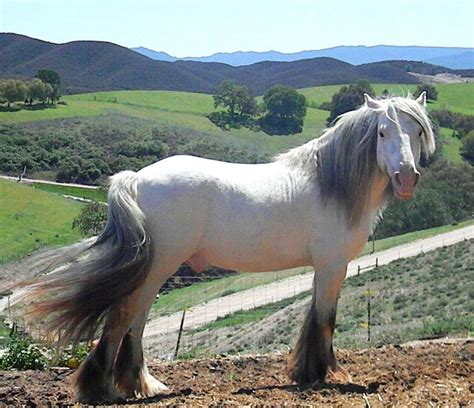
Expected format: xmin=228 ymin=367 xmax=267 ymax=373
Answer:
xmin=394 ymin=171 xmax=402 ymax=186
xmin=413 ymin=172 xmax=421 ymax=187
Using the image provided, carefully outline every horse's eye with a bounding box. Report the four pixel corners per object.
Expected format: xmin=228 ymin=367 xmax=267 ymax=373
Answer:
xmin=379 ymin=132 xmax=385 ymax=138
xmin=418 ymin=130 xmax=423 ymax=137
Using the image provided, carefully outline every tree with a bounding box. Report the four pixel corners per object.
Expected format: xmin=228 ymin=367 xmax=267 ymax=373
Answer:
xmin=27 ymin=79 xmax=46 ymax=104
xmin=36 ymin=69 xmax=61 ymax=103
xmin=355 ymin=79 xmax=374 ymax=94
xmin=1 ymin=80 xmax=27 ymax=106
xmin=36 ymin=69 xmax=60 ymax=87
xmin=414 ymin=84 xmax=438 ymax=101
xmin=460 ymin=130 xmax=474 ymax=165
xmin=43 ymin=83 xmax=54 ymax=104
xmin=327 ymin=82 xmax=375 ymax=124
xmin=73 ymin=202 xmax=108 ymax=236
xmin=430 ymin=109 xmax=474 ymax=138
xmin=209 ymin=80 xmax=258 ymax=130
xmin=259 ymin=85 xmax=307 ymax=135
xmin=376 ymin=160 xmax=474 ymax=238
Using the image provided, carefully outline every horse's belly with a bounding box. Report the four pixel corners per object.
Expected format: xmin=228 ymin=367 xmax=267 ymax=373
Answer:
xmin=203 ymin=238 xmax=312 ymax=273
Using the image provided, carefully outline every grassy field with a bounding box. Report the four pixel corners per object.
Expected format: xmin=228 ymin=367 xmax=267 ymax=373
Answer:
xmin=431 ymin=83 xmax=474 ymax=114
xmin=150 ymin=220 xmax=473 ymax=317
xmin=1 ymin=83 xmax=471 ymax=157
xmin=300 ymin=82 xmax=474 ymax=114
xmin=439 ymin=127 xmax=464 ymax=164
xmin=0 ymin=179 xmax=84 ymax=265
xmin=335 ymin=239 xmax=474 ymax=347
xmin=0 ymin=83 xmax=471 ymax=177
xmin=360 ymin=219 xmax=473 ymax=256
xmin=0 ymin=90 xmax=322 ymax=157
xmin=150 ymin=266 xmax=313 ymax=317
xmin=31 ymin=183 xmax=107 ymax=202
xmin=180 ymin=239 xmax=473 ymax=357
xmin=88 ymin=93 xmax=327 ymax=154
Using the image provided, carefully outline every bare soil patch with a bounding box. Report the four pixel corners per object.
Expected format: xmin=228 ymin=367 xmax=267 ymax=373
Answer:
xmin=0 ymin=339 xmax=471 ymax=406
xmin=409 ymin=72 xmax=474 ymax=84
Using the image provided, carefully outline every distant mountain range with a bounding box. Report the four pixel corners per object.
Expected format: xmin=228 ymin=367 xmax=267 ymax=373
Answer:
xmin=1 ymin=33 xmax=472 ymax=95
xmin=132 ymin=45 xmax=474 ymax=69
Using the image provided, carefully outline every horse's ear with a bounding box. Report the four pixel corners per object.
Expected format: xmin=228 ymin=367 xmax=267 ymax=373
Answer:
xmin=416 ymin=91 xmax=427 ymax=107
xmin=364 ymin=93 xmax=379 ymax=109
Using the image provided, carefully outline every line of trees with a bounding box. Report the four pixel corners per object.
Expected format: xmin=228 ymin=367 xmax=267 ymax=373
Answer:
xmin=0 ymin=69 xmax=61 ymax=107
xmin=208 ymin=80 xmax=307 ymax=135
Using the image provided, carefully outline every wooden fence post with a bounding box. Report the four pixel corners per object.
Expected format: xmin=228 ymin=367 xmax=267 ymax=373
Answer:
xmin=174 ymin=309 xmax=187 ymax=359
xmin=367 ymin=289 xmax=371 ymax=342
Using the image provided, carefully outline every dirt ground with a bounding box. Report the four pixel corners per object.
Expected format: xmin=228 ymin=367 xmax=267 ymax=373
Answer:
xmin=0 ymin=339 xmax=471 ymax=406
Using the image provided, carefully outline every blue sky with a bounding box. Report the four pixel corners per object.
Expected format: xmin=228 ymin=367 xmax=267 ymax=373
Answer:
xmin=1 ymin=0 xmax=473 ymax=57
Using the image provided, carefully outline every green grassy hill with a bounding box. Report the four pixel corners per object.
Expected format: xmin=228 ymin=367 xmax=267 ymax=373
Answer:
xmin=439 ymin=127 xmax=464 ymax=164
xmin=0 ymin=83 xmax=471 ymax=181
xmin=2 ymin=82 xmax=473 ymax=122
xmin=0 ymin=179 xmax=84 ymax=264
xmin=301 ymin=82 xmax=474 ymax=114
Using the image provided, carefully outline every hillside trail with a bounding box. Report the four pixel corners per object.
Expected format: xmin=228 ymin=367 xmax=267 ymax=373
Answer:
xmin=0 ymin=175 xmax=99 ymax=189
xmin=142 ymin=225 xmax=473 ymax=347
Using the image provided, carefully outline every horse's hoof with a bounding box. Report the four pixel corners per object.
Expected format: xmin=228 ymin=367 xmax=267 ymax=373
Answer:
xmin=327 ymin=363 xmax=352 ymax=383
xmin=135 ymin=370 xmax=169 ymax=398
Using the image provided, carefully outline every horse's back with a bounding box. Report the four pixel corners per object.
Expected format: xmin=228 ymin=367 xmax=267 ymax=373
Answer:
xmin=137 ymin=155 xmax=274 ymax=185
xmin=136 ymin=155 xmax=290 ymax=205
xmin=134 ymin=155 xmax=314 ymax=272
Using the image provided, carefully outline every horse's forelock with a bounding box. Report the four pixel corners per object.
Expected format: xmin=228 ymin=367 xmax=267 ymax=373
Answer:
xmin=393 ymin=97 xmax=435 ymax=156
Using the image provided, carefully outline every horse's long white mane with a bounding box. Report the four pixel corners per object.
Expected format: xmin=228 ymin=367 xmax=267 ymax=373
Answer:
xmin=275 ymin=96 xmax=435 ymax=224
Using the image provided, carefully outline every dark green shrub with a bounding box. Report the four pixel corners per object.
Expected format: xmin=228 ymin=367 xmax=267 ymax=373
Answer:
xmin=0 ymin=334 xmax=47 ymax=370
xmin=72 ymin=202 xmax=108 ymax=236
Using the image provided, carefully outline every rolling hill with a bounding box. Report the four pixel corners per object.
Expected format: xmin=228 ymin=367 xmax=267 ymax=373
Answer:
xmin=0 ymin=83 xmax=471 ymax=219
xmin=1 ymin=33 xmax=423 ymax=95
xmin=426 ymin=50 xmax=474 ymax=70
xmin=0 ymin=178 xmax=83 ymax=265
xmin=133 ymin=44 xmax=474 ymax=69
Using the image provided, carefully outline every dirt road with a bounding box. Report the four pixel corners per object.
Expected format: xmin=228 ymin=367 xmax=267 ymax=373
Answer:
xmin=0 ymin=175 xmax=98 ymax=189
xmin=143 ymin=225 xmax=473 ymax=345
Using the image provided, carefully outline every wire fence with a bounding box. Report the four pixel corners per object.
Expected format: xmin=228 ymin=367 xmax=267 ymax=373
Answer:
xmin=1 ymin=229 xmax=472 ymax=362
xmin=143 ymin=261 xmax=385 ymax=360
xmin=142 ymin=231 xmax=472 ymax=360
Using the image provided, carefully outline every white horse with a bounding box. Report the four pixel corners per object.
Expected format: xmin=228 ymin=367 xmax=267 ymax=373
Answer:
xmin=17 ymin=93 xmax=434 ymax=403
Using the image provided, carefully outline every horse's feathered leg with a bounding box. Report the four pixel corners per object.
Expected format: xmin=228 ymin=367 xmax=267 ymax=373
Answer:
xmin=114 ymin=311 xmax=168 ymax=398
xmin=75 ymin=270 xmax=169 ymax=403
xmin=75 ymin=308 xmax=131 ymax=404
xmin=113 ymin=260 xmax=182 ymax=398
xmin=288 ymin=261 xmax=351 ymax=386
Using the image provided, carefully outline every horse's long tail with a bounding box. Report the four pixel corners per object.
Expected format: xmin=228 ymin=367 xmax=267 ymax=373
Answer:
xmin=17 ymin=171 xmax=153 ymax=343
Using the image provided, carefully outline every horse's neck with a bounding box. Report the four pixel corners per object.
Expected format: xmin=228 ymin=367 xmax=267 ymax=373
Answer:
xmin=367 ymin=173 xmax=389 ymax=211
xmin=361 ymin=172 xmax=390 ymax=229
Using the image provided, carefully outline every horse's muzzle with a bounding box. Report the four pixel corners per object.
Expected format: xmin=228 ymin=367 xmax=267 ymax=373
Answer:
xmin=392 ymin=169 xmax=420 ymax=200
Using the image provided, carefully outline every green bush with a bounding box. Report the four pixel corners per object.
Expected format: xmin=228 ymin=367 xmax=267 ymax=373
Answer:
xmin=0 ymin=334 xmax=47 ymax=370
xmin=376 ymin=160 xmax=474 ymax=238
xmin=73 ymin=202 xmax=108 ymax=236
xmin=55 ymin=343 xmax=89 ymax=367
xmin=417 ymin=317 xmax=473 ymax=338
